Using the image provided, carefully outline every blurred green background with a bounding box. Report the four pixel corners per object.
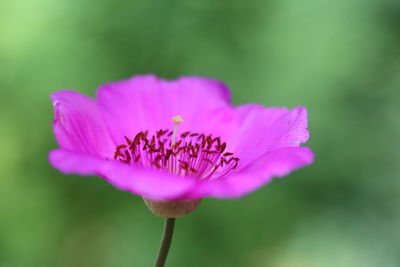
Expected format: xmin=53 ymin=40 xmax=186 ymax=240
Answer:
xmin=1 ymin=0 xmax=400 ymax=266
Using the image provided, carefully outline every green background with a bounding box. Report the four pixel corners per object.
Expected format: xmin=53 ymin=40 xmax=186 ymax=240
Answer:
xmin=1 ymin=0 xmax=399 ymax=266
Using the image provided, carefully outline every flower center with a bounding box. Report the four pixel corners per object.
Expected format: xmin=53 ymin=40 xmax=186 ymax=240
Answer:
xmin=113 ymin=116 xmax=239 ymax=180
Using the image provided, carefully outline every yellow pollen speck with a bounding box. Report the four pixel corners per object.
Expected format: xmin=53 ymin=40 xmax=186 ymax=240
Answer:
xmin=172 ymin=115 xmax=184 ymax=123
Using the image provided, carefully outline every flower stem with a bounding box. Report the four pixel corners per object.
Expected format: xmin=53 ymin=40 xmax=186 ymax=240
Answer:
xmin=154 ymin=218 xmax=176 ymax=267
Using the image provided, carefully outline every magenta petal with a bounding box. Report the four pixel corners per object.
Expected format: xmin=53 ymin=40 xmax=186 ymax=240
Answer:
xmin=270 ymin=106 xmax=309 ymax=149
xmin=49 ymin=149 xmax=198 ymax=200
xmin=51 ymin=90 xmax=115 ymax=157
xmin=97 ymin=75 xmax=232 ymax=144
xmin=228 ymin=105 xmax=310 ymax=169
xmin=185 ymin=147 xmax=314 ymax=199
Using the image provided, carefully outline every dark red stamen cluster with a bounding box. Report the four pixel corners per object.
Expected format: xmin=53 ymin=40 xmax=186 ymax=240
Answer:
xmin=113 ymin=129 xmax=239 ymax=179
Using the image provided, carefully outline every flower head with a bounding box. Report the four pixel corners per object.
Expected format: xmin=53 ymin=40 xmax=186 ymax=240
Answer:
xmin=49 ymin=75 xmax=314 ymax=216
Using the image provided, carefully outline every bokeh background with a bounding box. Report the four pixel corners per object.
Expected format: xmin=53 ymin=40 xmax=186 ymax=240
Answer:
xmin=1 ymin=0 xmax=400 ymax=266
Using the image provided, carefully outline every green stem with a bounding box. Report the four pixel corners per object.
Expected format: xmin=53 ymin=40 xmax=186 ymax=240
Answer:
xmin=154 ymin=218 xmax=176 ymax=267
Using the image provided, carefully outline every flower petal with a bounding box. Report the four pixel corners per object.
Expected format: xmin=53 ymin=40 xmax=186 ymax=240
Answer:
xmin=185 ymin=147 xmax=314 ymax=199
xmin=227 ymin=105 xmax=310 ymax=169
xmin=96 ymin=75 xmax=232 ymax=144
xmin=49 ymin=149 xmax=198 ymax=200
xmin=51 ymin=90 xmax=115 ymax=157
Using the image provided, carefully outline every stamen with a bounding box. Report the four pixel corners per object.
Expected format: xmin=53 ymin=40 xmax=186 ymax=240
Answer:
xmin=171 ymin=115 xmax=184 ymax=146
xmin=112 ymin=126 xmax=239 ymax=180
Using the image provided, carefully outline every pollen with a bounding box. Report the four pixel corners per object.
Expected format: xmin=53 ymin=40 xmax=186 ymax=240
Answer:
xmin=112 ymin=127 xmax=239 ymax=180
xmin=172 ymin=115 xmax=184 ymax=123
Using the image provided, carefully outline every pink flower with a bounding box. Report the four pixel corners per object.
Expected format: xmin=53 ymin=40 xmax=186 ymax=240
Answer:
xmin=49 ymin=75 xmax=313 ymax=216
